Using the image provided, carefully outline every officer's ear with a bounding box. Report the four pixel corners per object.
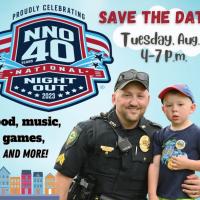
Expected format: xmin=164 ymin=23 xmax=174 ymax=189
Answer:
xmin=112 ymin=93 xmax=116 ymax=105
xmin=147 ymin=94 xmax=150 ymax=105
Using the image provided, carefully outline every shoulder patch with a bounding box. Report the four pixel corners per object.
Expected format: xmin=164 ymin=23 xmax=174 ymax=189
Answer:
xmin=56 ymin=153 xmax=65 ymax=166
xmin=65 ymin=126 xmax=82 ymax=148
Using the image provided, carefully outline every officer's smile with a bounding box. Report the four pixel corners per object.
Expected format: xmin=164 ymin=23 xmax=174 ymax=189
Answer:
xmin=127 ymin=106 xmax=140 ymax=112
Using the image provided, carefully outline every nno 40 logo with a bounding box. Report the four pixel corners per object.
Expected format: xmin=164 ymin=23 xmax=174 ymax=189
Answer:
xmin=0 ymin=13 xmax=113 ymax=111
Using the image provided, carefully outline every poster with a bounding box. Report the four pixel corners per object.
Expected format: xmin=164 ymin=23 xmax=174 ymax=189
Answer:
xmin=0 ymin=0 xmax=200 ymax=199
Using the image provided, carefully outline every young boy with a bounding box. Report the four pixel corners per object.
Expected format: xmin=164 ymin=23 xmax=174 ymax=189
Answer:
xmin=148 ymin=84 xmax=200 ymax=200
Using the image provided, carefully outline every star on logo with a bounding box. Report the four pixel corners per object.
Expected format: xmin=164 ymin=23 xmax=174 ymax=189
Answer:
xmin=14 ymin=86 xmax=19 ymax=90
xmin=65 ymin=91 xmax=70 ymax=95
xmin=35 ymin=93 xmax=40 ymax=97
xmin=21 ymin=89 xmax=26 ymax=92
xmin=58 ymin=93 xmax=63 ymax=97
xmin=95 ymin=53 xmax=103 ymax=61
xmin=93 ymin=62 xmax=99 ymax=68
xmin=72 ymin=89 xmax=77 ymax=93
xmin=28 ymin=91 xmax=32 ymax=95
xmin=79 ymin=86 xmax=84 ymax=90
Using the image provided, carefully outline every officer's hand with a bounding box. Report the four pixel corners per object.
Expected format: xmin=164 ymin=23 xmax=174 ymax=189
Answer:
xmin=182 ymin=174 xmax=200 ymax=198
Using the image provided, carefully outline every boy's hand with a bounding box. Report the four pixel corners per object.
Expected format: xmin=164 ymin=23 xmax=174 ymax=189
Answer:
xmin=170 ymin=156 xmax=189 ymax=170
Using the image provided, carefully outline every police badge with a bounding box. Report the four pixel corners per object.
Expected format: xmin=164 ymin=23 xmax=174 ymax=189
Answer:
xmin=139 ymin=135 xmax=150 ymax=152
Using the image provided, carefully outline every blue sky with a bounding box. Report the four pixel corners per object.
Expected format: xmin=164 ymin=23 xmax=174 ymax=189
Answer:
xmin=0 ymin=0 xmax=200 ymax=180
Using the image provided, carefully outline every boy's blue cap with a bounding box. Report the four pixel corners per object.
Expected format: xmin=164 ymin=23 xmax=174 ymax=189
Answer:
xmin=159 ymin=84 xmax=195 ymax=103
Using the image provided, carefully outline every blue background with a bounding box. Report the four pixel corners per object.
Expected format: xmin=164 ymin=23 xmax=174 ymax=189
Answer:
xmin=0 ymin=0 xmax=200 ymax=198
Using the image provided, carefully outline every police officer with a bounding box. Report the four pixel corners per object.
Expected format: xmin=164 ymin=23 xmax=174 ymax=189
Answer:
xmin=54 ymin=69 xmax=200 ymax=200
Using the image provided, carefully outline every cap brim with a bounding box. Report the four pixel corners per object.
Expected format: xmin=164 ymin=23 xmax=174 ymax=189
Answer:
xmin=117 ymin=79 xmax=148 ymax=91
xmin=158 ymin=86 xmax=188 ymax=100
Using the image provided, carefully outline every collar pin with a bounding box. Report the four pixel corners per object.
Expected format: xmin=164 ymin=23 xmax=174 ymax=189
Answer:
xmin=141 ymin=125 xmax=146 ymax=129
xmin=109 ymin=121 xmax=116 ymax=127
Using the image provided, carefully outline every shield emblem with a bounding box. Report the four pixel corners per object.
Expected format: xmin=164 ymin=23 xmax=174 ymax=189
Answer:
xmin=0 ymin=13 xmax=113 ymax=111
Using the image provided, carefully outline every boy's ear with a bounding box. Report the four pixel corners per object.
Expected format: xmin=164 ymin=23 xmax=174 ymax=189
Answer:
xmin=162 ymin=105 xmax=166 ymax=113
xmin=190 ymin=103 xmax=196 ymax=113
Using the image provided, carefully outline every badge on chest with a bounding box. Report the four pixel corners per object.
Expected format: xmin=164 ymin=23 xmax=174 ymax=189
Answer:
xmin=139 ymin=135 xmax=150 ymax=152
xmin=100 ymin=145 xmax=114 ymax=154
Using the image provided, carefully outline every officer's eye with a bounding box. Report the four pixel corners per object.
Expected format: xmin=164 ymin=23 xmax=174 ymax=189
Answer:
xmin=123 ymin=93 xmax=131 ymax=97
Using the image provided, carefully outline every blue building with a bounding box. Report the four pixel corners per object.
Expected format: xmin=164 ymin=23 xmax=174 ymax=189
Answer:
xmin=33 ymin=172 xmax=43 ymax=195
xmin=0 ymin=166 xmax=10 ymax=195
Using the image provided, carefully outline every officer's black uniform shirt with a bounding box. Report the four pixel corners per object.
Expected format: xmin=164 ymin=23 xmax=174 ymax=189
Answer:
xmin=54 ymin=109 xmax=161 ymax=200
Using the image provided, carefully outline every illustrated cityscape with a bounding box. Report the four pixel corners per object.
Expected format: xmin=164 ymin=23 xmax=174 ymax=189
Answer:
xmin=0 ymin=166 xmax=57 ymax=196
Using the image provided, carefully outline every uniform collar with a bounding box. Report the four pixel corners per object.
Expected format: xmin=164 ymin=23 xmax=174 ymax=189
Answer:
xmin=138 ymin=117 xmax=149 ymax=133
xmin=107 ymin=108 xmax=122 ymax=128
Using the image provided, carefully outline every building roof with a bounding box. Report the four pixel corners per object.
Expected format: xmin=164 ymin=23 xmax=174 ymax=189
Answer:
xmin=0 ymin=166 xmax=10 ymax=175
xmin=21 ymin=170 xmax=31 ymax=174
xmin=33 ymin=172 xmax=43 ymax=177
xmin=45 ymin=173 xmax=54 ymax=178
